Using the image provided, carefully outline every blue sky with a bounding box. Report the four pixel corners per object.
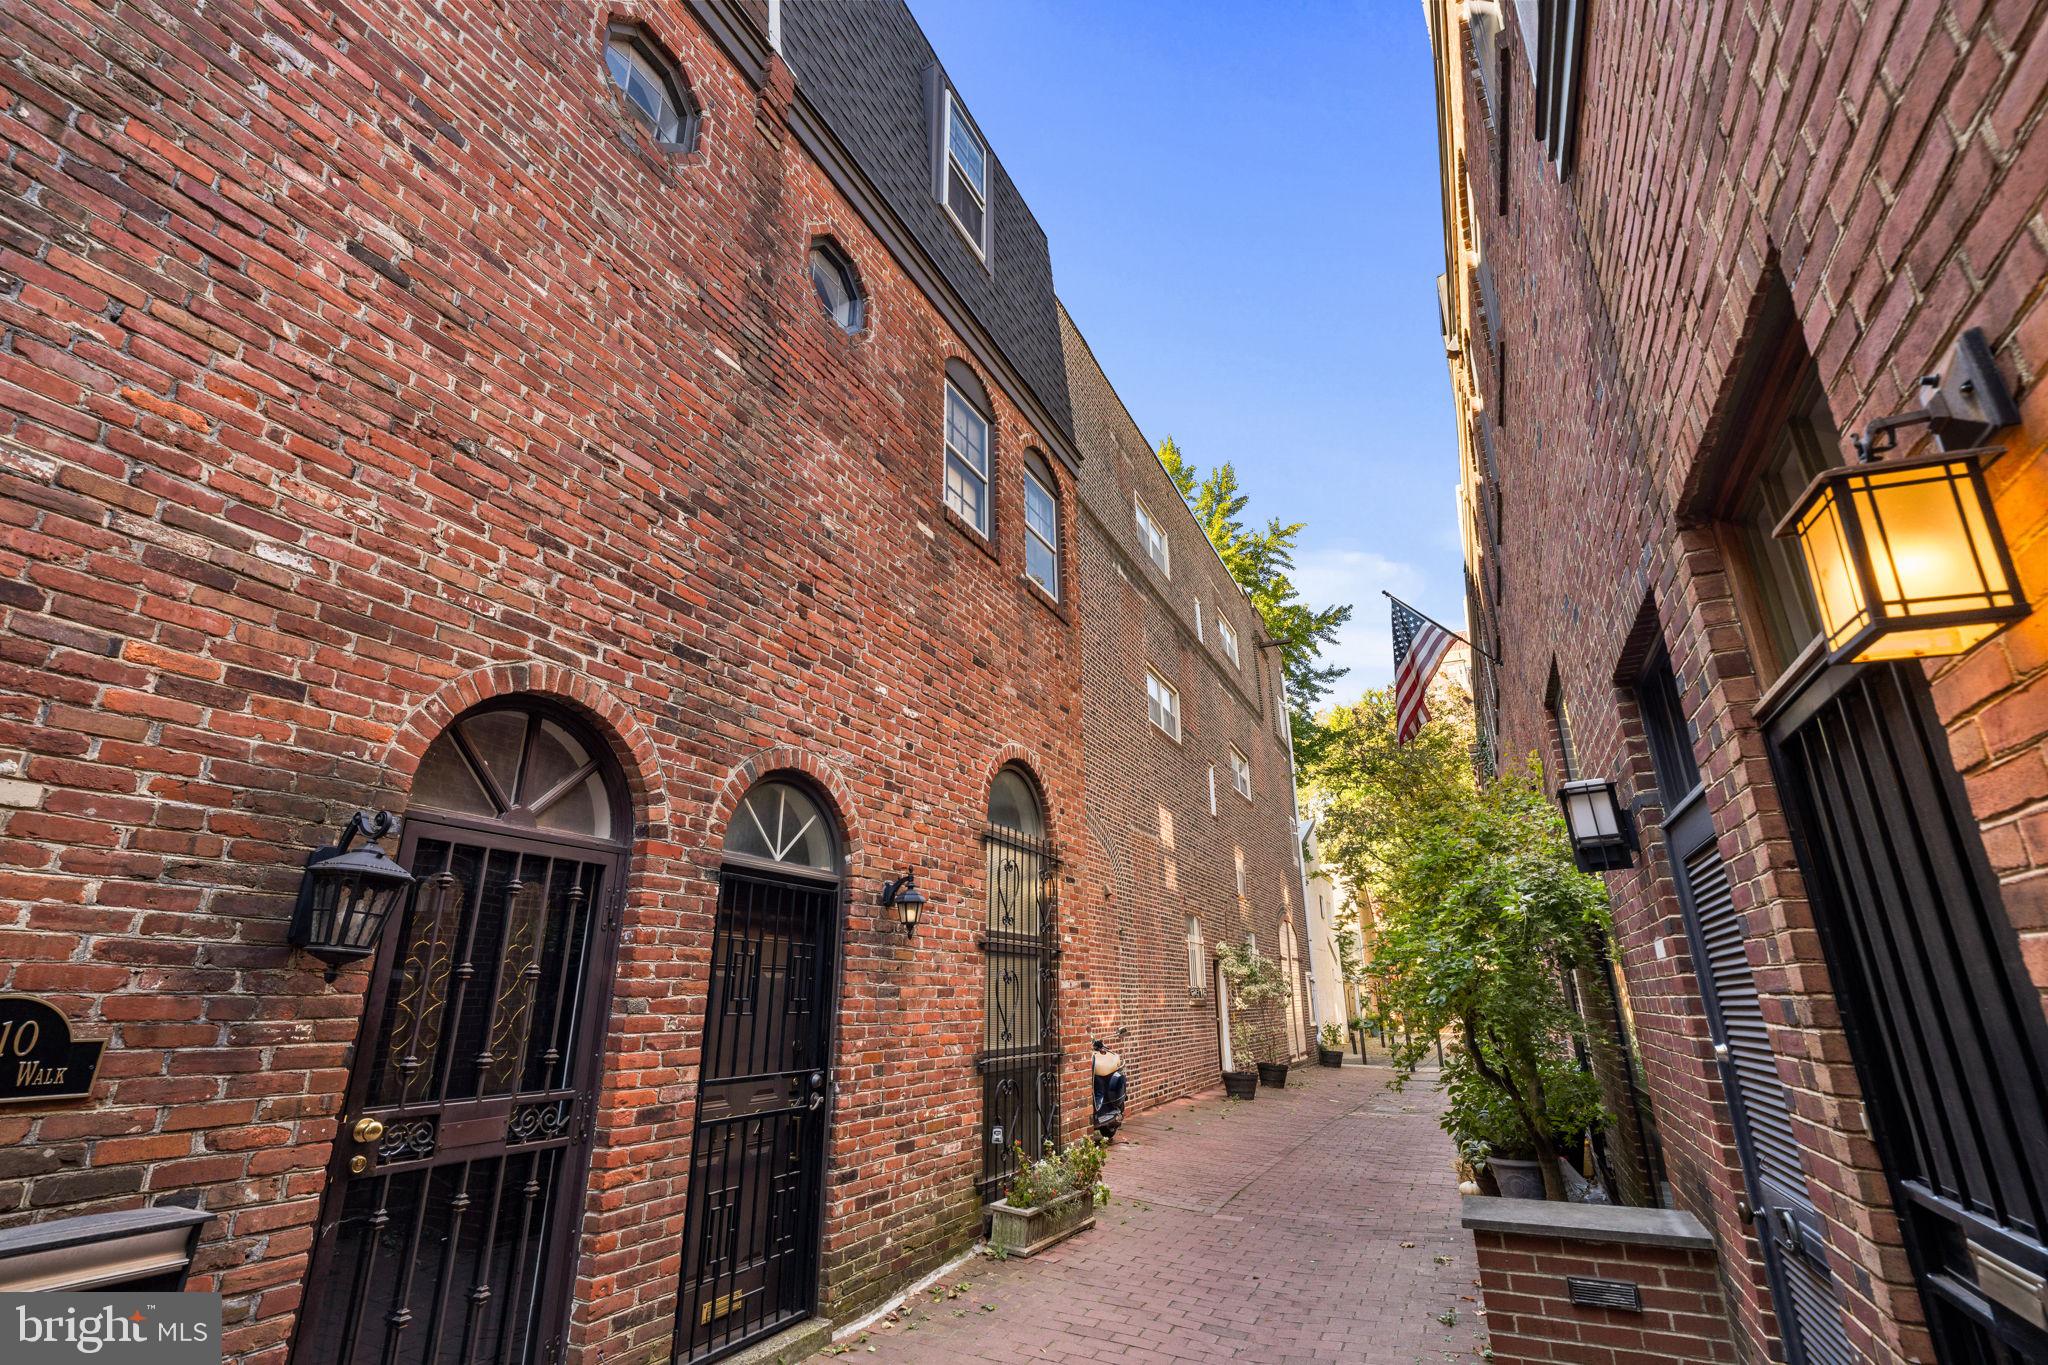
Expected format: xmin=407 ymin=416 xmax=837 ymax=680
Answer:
xmin=911 ymin=0 xmax=1462 ymax=701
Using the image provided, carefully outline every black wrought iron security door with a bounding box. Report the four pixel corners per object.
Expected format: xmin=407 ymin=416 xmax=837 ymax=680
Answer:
xmin=677 ymin=867 xmax=838 ymax=1363
xmin=1770 ymin=663 xmax=2048 ymax=1363
xmin=298 ymin=822 xmax=619 ymax=1365
xmin=979 ymin=825 xmax=1060 ymax=1200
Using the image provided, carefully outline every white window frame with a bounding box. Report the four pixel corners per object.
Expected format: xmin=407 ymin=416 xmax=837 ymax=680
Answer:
xmin=1194 ymin=597 xmax=1204 ymax=641
xmin=1217 ymin=616 xmax=1241 ymax=666
xmin=1134 ymin=496 xmax=1170 ymax=575
xmin=1022 ymin=461 xmax=1059 ymax=599
xmin=1145 ymin=669 xmax=1181 ymax=740
xmin=943 ymin=379 xmax=990 ymax=536
xmin=1229 ymin=745 xmax=1252 ymax=800
xmin=942 ymin=90 xmax=989 ymax=259
xmin=1234 ymin=848 xmax=1246 ymax=899
xmin=1207 ymin=764 xmax=1217 ymax=817
xmin=1186 ymin=916 xmax=1206 ymax=993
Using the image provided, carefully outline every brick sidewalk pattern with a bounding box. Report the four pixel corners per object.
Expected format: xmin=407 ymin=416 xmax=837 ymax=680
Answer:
xmin=818 ymin=1063 xmax=1484 ymax=1363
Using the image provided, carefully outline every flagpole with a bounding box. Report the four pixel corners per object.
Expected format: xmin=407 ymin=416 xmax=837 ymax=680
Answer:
xmin=1382 ymin=590 xmax=1501 ymax=664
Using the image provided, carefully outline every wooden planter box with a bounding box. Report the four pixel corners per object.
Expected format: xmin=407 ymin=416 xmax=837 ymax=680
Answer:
xmin=1256 ymin=1060 xmax=1290 ymax=1088
xmin=987 ymin=1188 xmax=1096 ymax=1258
xmin=1316 ymin=1046 xmax=1344 ymax=1068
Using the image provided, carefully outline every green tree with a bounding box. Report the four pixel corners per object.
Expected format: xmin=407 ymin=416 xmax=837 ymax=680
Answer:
xmin=1306 ymin=687 xmax=1609 ymax=1200
xmin=1158 ymin=437 xmax=1352 ymax=762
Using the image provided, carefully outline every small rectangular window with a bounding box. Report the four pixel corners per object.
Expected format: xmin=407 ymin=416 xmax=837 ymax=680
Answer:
xmin=1234 ymin=848 xmax=1246 ymax=899
xmin=1186 ymin=918 xmax=1206 ymax=992
xmin=1229 ymin=746 xmax=1252 ymax=800
xmin=1145 ymin=669 xmax=1181 ymax=740
xmin=1217 ymin=617 xmax=1241 ymax=666
xmin=943 ymin=381 xmax=990 ymax=535
xmin=1207 ymin=765 xmax=1217 ymax=817
xmin=1134 ymin=497 xmax=1170 ymax=575
xmin=1022 ymin=464 xmax=1059 ymax=598
xmin=1545 ymin=666 xmax=1578 ymax=779
xmin=1194 ymin=598 xmax=1203 ymax=642
xmin=943 ymin=92 xmax=988 ymax=255
xmin=1635 ymin=645 xmax=1701 ymax=806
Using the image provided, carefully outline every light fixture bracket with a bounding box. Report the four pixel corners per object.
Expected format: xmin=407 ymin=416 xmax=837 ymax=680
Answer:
xmin=1853 ymin=328 xmax=2018 ymax=462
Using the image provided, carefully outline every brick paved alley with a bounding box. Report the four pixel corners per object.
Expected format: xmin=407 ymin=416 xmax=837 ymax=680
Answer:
xmin=820 ymin=1063 xmax=1483 ymax=1363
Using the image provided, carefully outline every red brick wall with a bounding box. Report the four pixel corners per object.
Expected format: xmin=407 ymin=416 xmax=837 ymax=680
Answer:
xmin=0 ymin=2 xmax=1096 ymax=1360
xmin=1471 ymin=1227 xmax=1739 ymax=1365
xmin=1450 ymin=2 xmax=2048 ymax=1361
xmin=1061 ymin=308 xmax=1315 ymax=1109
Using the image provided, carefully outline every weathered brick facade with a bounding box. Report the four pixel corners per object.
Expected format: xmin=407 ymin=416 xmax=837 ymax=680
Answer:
xmin=1432 ymin=1 xmax=2048 ymax=1361
xmin=0 ymin=2 xmax=1325 ymax=1362
xmin=1062 ymin=307 xmax=1316 ymax=1109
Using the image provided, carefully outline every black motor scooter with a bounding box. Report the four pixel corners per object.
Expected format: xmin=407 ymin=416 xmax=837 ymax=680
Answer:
xmin=1091 ymin=1035 xmax=1128 ymax=1141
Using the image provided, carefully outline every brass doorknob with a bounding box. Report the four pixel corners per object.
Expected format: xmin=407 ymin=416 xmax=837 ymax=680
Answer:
xmin=352 ymin=1116 xmax=386 ymax=1144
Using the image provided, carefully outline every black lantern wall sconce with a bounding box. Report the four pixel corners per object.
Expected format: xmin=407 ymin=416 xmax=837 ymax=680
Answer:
xmin=1775 ymin=329 xmax=2030 ymax=667
xmin=1556 ymin=777 xmax=1638 ymax=873
xmin=878 ymin=870 xmax=926 ymax=937
xmin=290 ymin=809 xmax=414 ymax=977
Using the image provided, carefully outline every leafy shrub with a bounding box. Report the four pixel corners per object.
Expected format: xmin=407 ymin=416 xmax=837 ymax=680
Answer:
xmin=1318 ymin=1022 xmax=1346 ymax=1049
xmin=1442 ymin=1047 xmax=1606 ymax=1164
xmin=1004 ymin=1137 xmax=1110 ymax=1210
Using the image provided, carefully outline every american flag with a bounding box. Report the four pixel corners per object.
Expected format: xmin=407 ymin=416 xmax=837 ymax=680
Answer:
xmin=1391 ymin=597 xmax=1455 ymax=745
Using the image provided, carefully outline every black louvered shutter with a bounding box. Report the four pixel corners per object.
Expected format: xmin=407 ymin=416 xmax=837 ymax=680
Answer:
xmin=1669 ymin=797 xmax=1854 ymax=1365
xmin=1679 ymin=822 xmax=1859 ymax=1365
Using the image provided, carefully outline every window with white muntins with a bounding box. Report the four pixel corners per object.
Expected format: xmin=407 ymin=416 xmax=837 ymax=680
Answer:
xmin=943 ymin=378 xmax=990 ymax=536
xmin=943 ymin=92 xmax=988 ymax=255
xmin=1186 ymin=916 xmax=1206 ymax=992
xmin=1229 ymin=746 xmax=1251 ymax=800
xmin=1145 ymin=669 xmax=1180 ymax=739
xmin=1135 ymin=497 xmax=1170 ymax=574
xmin=1023 ymin=453 xmax=1059 ymax=598
xmin=1218 ymin=616 xmax=1240 ymax=666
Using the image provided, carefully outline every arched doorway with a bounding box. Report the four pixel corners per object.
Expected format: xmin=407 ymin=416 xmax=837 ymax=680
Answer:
xmin=676 ymin=780 xmax=842 ymax=1362
xmin=1279 ymin=917 xmax=1307 ymax=1059
xmin=299 ymin=698 xmax=630 ymax=1365
xmin=980 ymin=767 xmax=1059 ymax=1200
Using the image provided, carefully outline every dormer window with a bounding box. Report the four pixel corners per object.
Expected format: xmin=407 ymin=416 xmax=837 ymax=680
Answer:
xmin=943 ymin=91 xmax=989 ymax=255
xmin=605 ymin=26 xmax=699 ymax=150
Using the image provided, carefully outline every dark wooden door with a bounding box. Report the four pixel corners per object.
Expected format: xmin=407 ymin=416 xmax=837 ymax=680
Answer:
xmin=1770 ymin=662 xmax=2048 ymax=1362
xmin=1665 ymin=793 xmax=1856 ymax=1363
xmin=297 ymin=820 xmax=621 ymax=1365
xmin=676 ymin=866 xmax=838 ymax=1362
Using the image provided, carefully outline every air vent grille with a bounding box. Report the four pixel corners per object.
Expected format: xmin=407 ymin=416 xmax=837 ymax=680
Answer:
xmin=1566 ymin=1275 xmax=1642 ymax=1312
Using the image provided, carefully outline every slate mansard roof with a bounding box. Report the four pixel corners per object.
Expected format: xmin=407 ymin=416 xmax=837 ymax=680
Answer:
xmin=779 ymin=0 xmax=1075 ymax=453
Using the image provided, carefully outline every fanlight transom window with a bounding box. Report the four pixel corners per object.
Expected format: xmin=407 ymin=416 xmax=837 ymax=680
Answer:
xmin=987 ymin=767 xmax=1044 ymax=838
xmin=723 ymin=781 xmax=836 ymax=872
xmin=411 ymin=702 xmax=621 ymax=842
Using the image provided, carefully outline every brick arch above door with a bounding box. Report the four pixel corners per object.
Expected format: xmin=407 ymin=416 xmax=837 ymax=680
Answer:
xmin=705 ymin=746 xmax=864 ymax=873
xmin=384 ymin=663 xmax=669 ymax=834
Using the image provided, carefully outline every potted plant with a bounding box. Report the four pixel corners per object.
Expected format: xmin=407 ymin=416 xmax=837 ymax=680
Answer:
xmin=1316 ymin=1023 xmax=1346 ymax=1068
xmin=986 ymin=1137 xmax=1109 ymax=1257
xmin=1441 ymin=1048 xmax=1606 ymax=1200
xmin=1217 ymin=941 xmax=1291 ymax=1088
xmin=1223 ymin=1018 xmax=1260 ymax=1099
